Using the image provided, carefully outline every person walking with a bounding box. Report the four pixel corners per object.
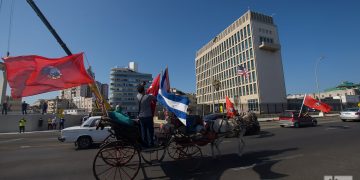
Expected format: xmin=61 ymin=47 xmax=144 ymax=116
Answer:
xmin=52 ymin=116 xmax=57 ymax=130
xmin=47 ymin=118 xmax=52 ymax=130
xmin=21 ymin=101 xmax=28 ymax=115
xmin=42 ymin=102 xmax=48 ymax=115
xmin=19 ymin=117 xmax=26 ymax=133
xmin=2 ymin=101 xmax=8 ymax=115
xmin=136 ymin=84 xmax=156 ymax=148
xmin=59 ymin=117 xmax=65 ymax=130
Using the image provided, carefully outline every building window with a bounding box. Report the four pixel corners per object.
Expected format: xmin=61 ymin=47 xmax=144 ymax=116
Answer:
xmin=253 ymin=83 xmax=257 ymax=94
xmin=248 ymin=99 xmax=259 ymax=111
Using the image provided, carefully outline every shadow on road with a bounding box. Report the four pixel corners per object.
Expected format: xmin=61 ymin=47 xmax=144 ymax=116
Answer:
xmin=255 ymin=131 xmax=275 ymax=139
xmin=141 ymin=147 xmax=298 ymax=180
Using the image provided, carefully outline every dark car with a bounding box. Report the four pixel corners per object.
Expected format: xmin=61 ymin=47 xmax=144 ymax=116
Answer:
xmin=279 ymin=110 xmax=317 ymax=128
xmin=203 ymin=113 xmax=260 ymax=136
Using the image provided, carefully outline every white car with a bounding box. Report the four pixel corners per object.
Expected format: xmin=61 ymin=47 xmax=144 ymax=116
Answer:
xmin=58 ymin=116 xmax=111 ymax=149
xmin=340 ymin=108 xmax=360 ymax=122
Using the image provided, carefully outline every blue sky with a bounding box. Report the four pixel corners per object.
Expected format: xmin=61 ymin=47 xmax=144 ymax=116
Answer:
xmin=1 ymin=0 xmax=359 ymax=104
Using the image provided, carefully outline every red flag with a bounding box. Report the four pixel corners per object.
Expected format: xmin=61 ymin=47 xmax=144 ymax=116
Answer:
xmin=146 ymin=73 xmax=160 ymax=96
xmin=303 ymin=95 xmax=332 ymax=113
xmin=226 ymin=96 xmax=237 ymax=118
xmin=3 ymin=53 xmax=94 ymax=98
xmin=146 ymin=74 xmax=160 ymax=116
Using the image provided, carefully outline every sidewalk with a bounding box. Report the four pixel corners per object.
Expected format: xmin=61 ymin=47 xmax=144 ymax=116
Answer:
xmin=258 ymin=113 xmax=339 ymax=122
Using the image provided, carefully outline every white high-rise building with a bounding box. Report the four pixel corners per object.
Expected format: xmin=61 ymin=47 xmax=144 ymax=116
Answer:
xmin=0 ymin=62 xmax=7 ymax=104
xmin=109 ymin=62 xmax=152 ymax=116
xmin=195 ymin=11 xmax=286 ymax=113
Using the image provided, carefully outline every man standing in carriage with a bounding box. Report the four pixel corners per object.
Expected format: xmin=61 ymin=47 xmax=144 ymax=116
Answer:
xmin=137 ymin=83 xmax=157 ymax=148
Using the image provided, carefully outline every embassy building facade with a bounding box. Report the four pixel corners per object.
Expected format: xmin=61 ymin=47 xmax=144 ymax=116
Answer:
xmin=195 ymin=11 xmax=287 ymax=114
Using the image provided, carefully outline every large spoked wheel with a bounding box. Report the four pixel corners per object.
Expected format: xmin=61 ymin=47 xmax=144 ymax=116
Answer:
xmin=93 ymin=140 xmax=141 ymax=180
xmin=167 ymin=138 xmax=203 ymax=171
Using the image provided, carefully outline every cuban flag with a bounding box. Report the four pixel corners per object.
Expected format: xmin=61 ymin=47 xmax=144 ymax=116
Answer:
xmin=157 ymin=68 xmax=189 ymax=125
xmin=237 ymin=65 xmax=250 ymax=77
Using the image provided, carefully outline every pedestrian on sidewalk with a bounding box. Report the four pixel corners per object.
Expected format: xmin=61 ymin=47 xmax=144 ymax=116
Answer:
xmin=52 ymin=116 xmax=57 ymax=130
xmin=19 ymin=117 xmax=26 ymax=133
xmin=21 ymin=101 xmax=28 ymax=115
xmin=47 ymin=118 xmax=52 ymax=130
xmin=2 ymin=101 xmax=8 ymax=115
xmin=59 ymin=117 xmax=65 ymax=130
xmin=42 ymin=102 xmax=48 ymax=115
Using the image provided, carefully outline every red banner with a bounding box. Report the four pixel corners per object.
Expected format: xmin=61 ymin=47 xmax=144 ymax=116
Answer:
xmin=3 ymin=53 xmax=94 ymax=98
xmin=226 ymin=96 xmax=237 ymax=118
xmin=303 ymin=95 xmax=332 ymax=113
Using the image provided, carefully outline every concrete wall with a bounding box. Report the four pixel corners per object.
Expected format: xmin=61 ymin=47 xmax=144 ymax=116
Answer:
xmin=0 ymin=114 xmax=84 ymax=133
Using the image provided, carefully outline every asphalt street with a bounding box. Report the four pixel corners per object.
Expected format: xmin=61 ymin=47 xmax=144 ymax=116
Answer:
xmin=0 ymin=116 xmax=359 ymax=180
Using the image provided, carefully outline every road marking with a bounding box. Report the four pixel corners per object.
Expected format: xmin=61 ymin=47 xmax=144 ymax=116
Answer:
xmin=0 ymin=138 xmax=24 ymax=143
xmin=20 ymin=145 xmax=31 ymax=148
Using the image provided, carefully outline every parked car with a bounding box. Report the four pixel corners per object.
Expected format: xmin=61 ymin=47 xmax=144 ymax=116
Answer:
xmin=58 ymin=116 xmax=111 ymax=149
xmin=279 ymin=110 xmax=317 ymax=128
xmin=340 ymin=108 xmax=360 ymax=122
xmin=203 ymin=113 xmax=260 ymax=135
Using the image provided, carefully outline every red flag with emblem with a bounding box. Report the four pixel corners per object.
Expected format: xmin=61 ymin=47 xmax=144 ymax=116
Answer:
xmin=226 ymin=96 xmax=237 ymax=118
xmin=303 ymin=95 xmax=332 ymax=113
xmin=2 ymin=53 xmax=94 ymax=98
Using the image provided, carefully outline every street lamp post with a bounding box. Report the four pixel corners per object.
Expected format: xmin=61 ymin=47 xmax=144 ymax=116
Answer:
xmin=315 ymin=56 xmax=325 ymax=116
xmin=211 ymin=37 xmax=218 ymax=113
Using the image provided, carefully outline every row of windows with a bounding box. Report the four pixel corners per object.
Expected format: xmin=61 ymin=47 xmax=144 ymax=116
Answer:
xmin=259 ymin=28 xmax=272 ymax=35
xmin=196 ymin=47 xmax=254 ymax=82
xmin=250 ymin=12 xmax=273 ymax=24
xmin=198 ymin=83 xmax=258 ymax=103
xmin=196 ymin=59 xmax=255 ymax=89
xmin=197 ymin=72 xmax=257 ymax=96
xmin=259 ymin=36 xmax=274 ymax=44
xmin=110 ymin=97 xmax=135 ymax=101
xmin=196 ymin=41 xmax=253 ymax=75
xmin=196 ymin=24 xmax=252 ymax=67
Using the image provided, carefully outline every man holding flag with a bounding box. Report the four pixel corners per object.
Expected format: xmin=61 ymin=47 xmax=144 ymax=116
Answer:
xmin=137 ymin=84 xmax=157 ymax=148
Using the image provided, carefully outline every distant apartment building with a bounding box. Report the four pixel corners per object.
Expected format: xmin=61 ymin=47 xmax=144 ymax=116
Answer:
xmin=0 ymin=62 xmax=7 ymax=104
xmin=195 ymin=10 xmax=286 ymax=114
xmin=109 ymin=62 xmax=152 ymax=115
xmin=287 ymin=81 xmax=360 ymax=106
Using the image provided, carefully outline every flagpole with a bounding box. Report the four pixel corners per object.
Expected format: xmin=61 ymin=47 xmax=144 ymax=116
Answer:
xmin=299 ymin=94 xmax=306 ymax=117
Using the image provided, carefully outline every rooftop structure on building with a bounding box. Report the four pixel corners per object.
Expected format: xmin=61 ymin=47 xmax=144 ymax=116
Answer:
xmin=195 ymin=10 xmax=286 ymax=114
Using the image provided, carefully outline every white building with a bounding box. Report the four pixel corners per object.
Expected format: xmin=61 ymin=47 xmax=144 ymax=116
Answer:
xmin=109 ymin=62 xmax=152 ymax=115
xmin=0 ymin=62 xmax=7 ymax=104
xmin=195 ymin=11 xmax=286 ymax=113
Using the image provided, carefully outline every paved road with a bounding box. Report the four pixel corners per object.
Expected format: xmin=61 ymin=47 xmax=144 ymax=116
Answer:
xmin=0 ymin=116 xmax=359 ymax=180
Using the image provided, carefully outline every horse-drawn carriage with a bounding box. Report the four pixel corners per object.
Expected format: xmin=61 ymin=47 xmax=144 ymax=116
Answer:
xmin=92 ymin=112 xmax=253 ymax=180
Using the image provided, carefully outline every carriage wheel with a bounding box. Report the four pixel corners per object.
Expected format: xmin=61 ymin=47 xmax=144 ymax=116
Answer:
xmin=167 ymin=139 xmax=203 ymax=171
xmin=93 ymin=141 xmax=141 ymax=180
xmin=179 ymin=145 xmax=202 ymax=171
xmin=167 ymin=138 xmax=187 ymax=160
